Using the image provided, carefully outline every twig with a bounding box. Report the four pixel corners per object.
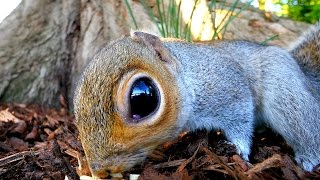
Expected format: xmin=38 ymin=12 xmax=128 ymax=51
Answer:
xmin=52 ymin=140 xmax=79 ymax=180
xmin=153 ymin=159 xmax=187 ymax=169
xmin=245 ymin=154 xmax=282 ymax=176
xmin=200 ymin=146 xmax=247 ymax=180
xmin=176 ymin=143 xmax=200 ymax=172
xmin=0 ymin=150 xmax=40 ymax=167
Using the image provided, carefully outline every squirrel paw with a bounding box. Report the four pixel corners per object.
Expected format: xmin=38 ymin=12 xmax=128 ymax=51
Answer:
xmin=227 ymin=136 xmax=252 ymax=161
xmin=295 ymin=154 xmax=320 ymax=172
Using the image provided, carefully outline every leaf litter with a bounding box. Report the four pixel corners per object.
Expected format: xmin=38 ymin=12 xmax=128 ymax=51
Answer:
xmin=0 ymin=103 xmax=319 ymax=179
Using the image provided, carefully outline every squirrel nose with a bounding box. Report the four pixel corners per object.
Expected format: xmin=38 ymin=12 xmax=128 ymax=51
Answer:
xmin=90 ymin=163 xmax=123 ymax=178
xmin=90 ymin=163 xmax=110 ymax=178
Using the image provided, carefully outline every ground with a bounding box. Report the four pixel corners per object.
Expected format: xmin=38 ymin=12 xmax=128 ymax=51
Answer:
xmin=0 ymin=103 xmax=319 ymax=180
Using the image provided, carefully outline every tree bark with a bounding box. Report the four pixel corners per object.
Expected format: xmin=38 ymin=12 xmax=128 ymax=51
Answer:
xmin=0 ymin=0 xmax=156 ymax=107
xmin=0 ymin=0 xmax=79 ymax=107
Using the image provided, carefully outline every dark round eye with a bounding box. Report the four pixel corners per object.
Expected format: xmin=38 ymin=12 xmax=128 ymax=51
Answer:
xmin=130 ymin=78 xmax=159 ymax=121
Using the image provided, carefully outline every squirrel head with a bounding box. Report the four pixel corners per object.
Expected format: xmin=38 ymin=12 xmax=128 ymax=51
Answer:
xmin=74 ymin=32 xmax=183 ymax=178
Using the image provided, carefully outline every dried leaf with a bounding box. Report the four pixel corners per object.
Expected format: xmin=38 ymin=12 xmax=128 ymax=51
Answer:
xmin=0 ymin=109 xmax=20 ymax=123
xmin=25 ymin=125 xmax=39 ymax=140
xmin=7 ymin=137 xmax=29 ymax=151
xmin=11 ymin=120 xmax=27 ymax=134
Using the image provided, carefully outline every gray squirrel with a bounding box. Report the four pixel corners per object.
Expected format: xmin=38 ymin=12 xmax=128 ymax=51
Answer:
xmin=73 ymin=22 xmax=320 ymax=178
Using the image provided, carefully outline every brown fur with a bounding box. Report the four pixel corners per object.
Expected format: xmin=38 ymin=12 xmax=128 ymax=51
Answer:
xmin=74 ymin=37 xmax=181 ymax=176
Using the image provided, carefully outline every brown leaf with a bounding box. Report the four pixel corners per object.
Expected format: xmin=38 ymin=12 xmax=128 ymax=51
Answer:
xmin=53 ymin=126 xmax=63 ymax=135
xmin=43 ymin=127 xmax=56 ymax=140
xmin=11 ymin=120 xmax=27 ymax=135
xmin=34 ymin=141 xmax=50 ymax=150
xmin=0 ymin=141 xmax=14 ymax=152
xmin=25 ymin=125 xmax=39 ymax=140
xmin=0 ymin=109 xmax=20 ymax=123
xmin=44 ymin=115 xmax=60 ymax=128
xmin=171 ymin=169 xmax=191 ymax=180
xmin=139 ymin=167 xmax=168 ymax=180
xmin=7 ymin=137 xmax=29 ymax=151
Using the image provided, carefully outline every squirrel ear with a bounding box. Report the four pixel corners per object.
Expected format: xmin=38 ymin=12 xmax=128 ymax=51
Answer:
xmin=131 ymin=31 xmax=173 ymax=63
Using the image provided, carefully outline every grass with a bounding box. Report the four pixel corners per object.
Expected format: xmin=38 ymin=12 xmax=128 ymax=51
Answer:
xmin=139 ymin=0 xmax=195 ymax=41
xmin=260 ymin=34 xmax=279 ymax=45
xmin=209 ymin=0 xmax=254 ymax=39
xmin=125 ymin=0 xmax=253 ymax=42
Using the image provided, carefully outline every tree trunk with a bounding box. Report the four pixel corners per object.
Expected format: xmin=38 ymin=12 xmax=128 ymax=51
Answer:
xmin=0 ymin=0 xmax=309 ymax=108
xmin=0 ymin=0 xmax=156 ymax=107
xmin=0 ymin=0 xmax=79 ymax=107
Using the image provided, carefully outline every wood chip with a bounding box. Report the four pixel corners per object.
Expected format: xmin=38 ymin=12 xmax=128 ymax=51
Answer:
xmin=153 ymin=159 xmax=187 ymax=169
xmin=176 ymin=143 xmax=200 ymax=172
xmin=232 ymin=154 xmax=248 ymax=171
xmin=246 ymin=154 xmax=283 ymax=176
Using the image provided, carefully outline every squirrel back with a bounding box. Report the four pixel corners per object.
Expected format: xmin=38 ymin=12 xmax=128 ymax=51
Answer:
xmin=166 ymin=36 xmax=320 ymax=172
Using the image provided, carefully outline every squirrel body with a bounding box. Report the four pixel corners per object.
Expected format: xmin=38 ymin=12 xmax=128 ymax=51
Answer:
xmin=74 ymin=24 xmax=320 ymax=178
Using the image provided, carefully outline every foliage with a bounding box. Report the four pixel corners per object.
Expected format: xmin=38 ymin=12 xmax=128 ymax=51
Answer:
xmin=274 ymin=0 xmax=320 ymax=24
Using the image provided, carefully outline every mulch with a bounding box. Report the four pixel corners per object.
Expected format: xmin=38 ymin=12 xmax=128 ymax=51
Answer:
xmin=0 ymin=103 xmax=319 ymax=179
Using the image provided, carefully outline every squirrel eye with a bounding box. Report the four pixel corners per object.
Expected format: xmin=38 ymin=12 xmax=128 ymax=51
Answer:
xmin=129 ymin=78 xmax=159 ymax=122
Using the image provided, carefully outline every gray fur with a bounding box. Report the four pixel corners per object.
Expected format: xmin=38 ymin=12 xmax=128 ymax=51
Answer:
xmin=164 ymin=41 xmax=255 ymax=160
xmin=164 ymin=36 xmax=320 ymax=171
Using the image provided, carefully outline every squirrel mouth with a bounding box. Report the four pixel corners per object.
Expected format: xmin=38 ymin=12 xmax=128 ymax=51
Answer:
xmin=89 ymin=149 xmax=150 ymax=178
xmin=90 ymin=165 xmax=124 ymax=179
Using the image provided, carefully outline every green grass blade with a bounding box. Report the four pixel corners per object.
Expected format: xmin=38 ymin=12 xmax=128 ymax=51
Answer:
xmin=156 ymin=0 xmax=166 ymax=37
xmin=213 ymin=0 xmax=253 ymax=39
xmin=221 ymin=0 xmax=253 ymax=37
xmin=183 ymin=0 xmax=198 ymax=41
xmin=124 ymin=0 xmax=138 ymax=29
xmin=260 ymin=35 xmax=279 ymax=45
xmin=175 ymin=0 xmax=182 ymax=38
xmin=215 ymin=0 xmax=240 ymax=36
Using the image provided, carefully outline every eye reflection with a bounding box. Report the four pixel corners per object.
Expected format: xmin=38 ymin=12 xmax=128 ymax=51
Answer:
xmin=130 ymin=78 xmax=159 ymax=121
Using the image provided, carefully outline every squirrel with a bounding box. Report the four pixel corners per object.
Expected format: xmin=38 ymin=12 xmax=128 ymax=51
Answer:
xmin=73 ymin=22 xmax=320 ymax=178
